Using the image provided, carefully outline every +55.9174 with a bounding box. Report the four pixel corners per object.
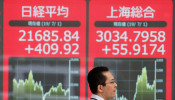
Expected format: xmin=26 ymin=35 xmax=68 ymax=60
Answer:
xmin=102 ymin=44 xmax=165 ymax=56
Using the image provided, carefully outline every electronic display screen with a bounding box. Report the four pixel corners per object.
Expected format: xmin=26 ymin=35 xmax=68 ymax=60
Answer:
xmin=0 ymin=0 xmax=174 ymax=100
xmin=3 ymin=0 xmax=86 ymax=100
xmin=88 ymin=0 xmax=173 ymax=100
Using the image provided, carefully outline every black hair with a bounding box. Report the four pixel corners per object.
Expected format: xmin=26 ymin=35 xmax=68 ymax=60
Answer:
xmin=87 ymin=66 xmax=109 ymax=94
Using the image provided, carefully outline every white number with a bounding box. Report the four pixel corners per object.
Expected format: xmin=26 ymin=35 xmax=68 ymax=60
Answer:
xmin=72 ymin=31 xmax=80 ymax=41
xmin=35 ymin=43 xmax=42 ymax=54
xmin=158 ymin=31 xmax=165 ymax=42
xmin=150 ymin=31 xmax=157 ymax=42
xmin=28 ymin=30 xmax=34 ymax=41
xmin=112 ymin=44 xmax=119 ymax=55
xmin=133 ymin=44 xmax=140 ymax=55
xmin=150 ymin=44 xmax=157 ymax=55
xmin=64 ymin=43 xmax=79 ymax=55
xmin=34 ymin=43 xmax=58 ymax=55
xmin=120 ymin=31 xmax=128 ymax=42
xmin=142 ymin=44 xmax=148 ymax=55
xmin=19 ymin=30 xmax=26 ymax=41
xmin=150 ymin=44 xmax=165 ymax=55
xmin=112 ymin=31 xmax=119 ymax=42
xmin=157 ymin=44 xmax=165 ymax=55
xmin=133 ymin=31 xmax=141 ymax=42
xmin=35 ymin=30 xmax=42 ymax=41
xmin=112 ymin=44 xmax=128 ymax=55
xmin=64 ymin=43 xmax=71 ymax=54
xmin=134 ymin=31 xmax=149 ymax=42
xmin=51 ymin=31 xmax=59 ymax=42
xmin=51 ymin=43 xmax=58 ymax=54
xmin=43 ymin=30 xmax=51 ymax=41
xmin=19 ymin=30 xmax=60 ymax=42
xmin=120 ymin=44 xmax=128 ymax=55
xmin=96 ymin=31 xmax=103 ymax=42
xmin=141 ymin=31 xmax=149 ymax=42
xmin=43 ymin=43 xmax=50 ymax=54
xmin=96 ymin=30 xmax=128 ymax=42
xmin=104 ymin=31 xmax=112 ymax=42
xmin=72 ymin=43 xmax=79 ymax=54
xmin=134 ymin=31 xmax=166 ymax=42
xmin=64 ymin=30 xmax=79 ymax=42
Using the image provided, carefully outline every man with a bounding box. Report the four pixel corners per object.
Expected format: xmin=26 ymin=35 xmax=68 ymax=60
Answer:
xmin=87 ymin=66 xmax=117 ymax=100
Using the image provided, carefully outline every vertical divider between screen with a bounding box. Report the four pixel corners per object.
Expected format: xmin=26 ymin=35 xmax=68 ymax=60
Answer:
xmin=86 ymin=0 xmax=90 ymax=100
xmin=173 ymin=0 xmax=175 ymax=100
xmin=0 ymin=0 xmax=3 ymax=99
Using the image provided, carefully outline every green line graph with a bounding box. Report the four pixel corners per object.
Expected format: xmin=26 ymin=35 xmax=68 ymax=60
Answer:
xmin=115 ymin=67 xmax=155 ymax=100
xmin=13 ymin=71 xmax=69 ymax=100
xmin=134 ymin=67 xmax=155 ymax=100
xmin=9 ymin=57 xmax=80 ymax=100
xmin=95 ymin=58 xmax=166 ymax=100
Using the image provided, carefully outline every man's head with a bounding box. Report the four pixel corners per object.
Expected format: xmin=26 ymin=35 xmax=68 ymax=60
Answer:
xmin=87 ymin=66 xmax=117 ymax=100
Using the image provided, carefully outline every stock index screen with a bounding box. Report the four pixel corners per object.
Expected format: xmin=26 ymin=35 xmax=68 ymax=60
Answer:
xmin=88 ymin=0 xmax=173 ymax=100
xmin=0 ymin=0 xmax=174 ymax=100
xmin=3 ymin=0 xmax=86 ymax=100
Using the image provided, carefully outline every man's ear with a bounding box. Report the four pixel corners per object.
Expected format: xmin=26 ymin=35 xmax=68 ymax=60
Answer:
xmin=97 ymin=85 xmax=104 ymax=93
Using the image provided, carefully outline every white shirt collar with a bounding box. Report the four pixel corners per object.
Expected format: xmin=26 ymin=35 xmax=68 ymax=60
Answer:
xmin=91 ymin=94 xmax=104 ymax=100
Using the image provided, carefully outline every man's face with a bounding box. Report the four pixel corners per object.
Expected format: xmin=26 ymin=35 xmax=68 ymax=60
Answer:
xmin=102 ymin=71 xmax=117 ymax=99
